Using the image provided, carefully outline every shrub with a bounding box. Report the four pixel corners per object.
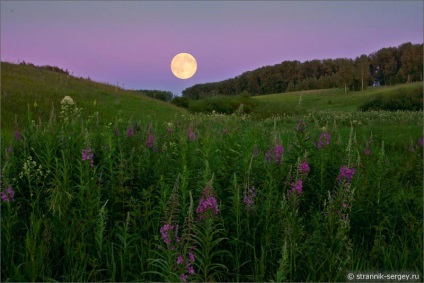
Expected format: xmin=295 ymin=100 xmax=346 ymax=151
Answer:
xmin=359 ymin=88 xmax=423 ymax=111
xmin=171 ymin=96 xmax=192 ymax=108
xmin=188 ymin=95 xmax=258 ymax=115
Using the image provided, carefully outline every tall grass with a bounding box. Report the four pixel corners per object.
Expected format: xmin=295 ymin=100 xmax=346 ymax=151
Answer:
xmin=1 ymin=98 xmax=422 ymax=281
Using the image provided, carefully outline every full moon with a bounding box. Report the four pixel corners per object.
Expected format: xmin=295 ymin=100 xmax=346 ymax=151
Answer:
xmin=171 ymin=53 xmax=197 ymax=79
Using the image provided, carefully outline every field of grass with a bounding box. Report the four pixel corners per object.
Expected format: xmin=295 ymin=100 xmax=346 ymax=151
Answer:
xmin=1 ymin=63 xmax=423 ymax=282
xmin=252 ymin=82 xmax=423 ymax=115
xmin=1 ymin=62 xmax=186 ymax=132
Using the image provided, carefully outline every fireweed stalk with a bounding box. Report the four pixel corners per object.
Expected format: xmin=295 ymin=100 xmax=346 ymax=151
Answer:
xmin=187 ymin=128 xmax=196 ymax=142
xmin=265 ymin=144 xmax=284 ymax=164
xmin=243 ymin=185 xmax=256 ymax=211
xmin=1 ymin=185 xmax=15 ymax=202
xmin=146 ymin=134 xmax=155 ymax=148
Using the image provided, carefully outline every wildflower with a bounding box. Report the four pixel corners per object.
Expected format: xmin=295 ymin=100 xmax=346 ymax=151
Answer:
xmin=82 ymin=148 xmax=94 ymax=167
xmin=14 ymin=130 xmax=21 ymax=141
xmin=299 ymin=161 xmax=310 ymax=175
xmin=1 ymin=185 xmax=14 ymax=202
xmin=342 ymin=203 xmax=347 ymax=208
xmin=61 ymin=96 xmax=74 ymax=105
xmin=167 ymin=127 xmax=173 ymax=134
xmin=115 ymin=128 xmax=119 ymax=136
xmin=180 ymin=273 xmax=188 ymax=283
xmin=188 ymin=250 xmax=195 ymax=263
xmin=418 ymin=137 xmax=423 ymax=147
xmin=252 ymin=145 xmax=259 ymax=156
xmin=296 ymin=119 xmax=306 ymax=133
xmin=265 ymin=144 xmax=284 ymax=164
xmin=160 ymin=223 xmax=174 ymax=245
xmin=146 ymin=134 xmax=155 ymax=148
xmin=127 ymin=127 xmax=134 ymax=137
xmin=7 ymin=146 xmax=12 ymax=153
xmin=186 ymin=265 xmax=195 ymax=275
xmin=243 ymin=186 xmax=256 ymax=210
xmin=365 ymin=148 xmax=371 ymax=156
xmin=176 ymin=254 xmax=184 ymax=265
xmin=337 ymin=165 xmax=355 ymax=183
xmin=187 ymin=128 xmax=195 ymax=141
xmin=196 ymin=186 xmax=219 ymax=220
xmin=290 ymin=180 xmax=303 ymax=195
xmin=318 ymin=132 xmax=331 ymax=149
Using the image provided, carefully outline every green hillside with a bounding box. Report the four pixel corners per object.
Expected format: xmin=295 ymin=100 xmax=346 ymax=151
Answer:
xmin=252 ymin=82 xmax=423 ymax=115
xmin=1 ymin=62 xmax=186 ymax=131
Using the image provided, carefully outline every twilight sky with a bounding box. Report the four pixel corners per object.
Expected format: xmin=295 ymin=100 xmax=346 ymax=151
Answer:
xmin=1 ymin=1 xmax=423 ymax=95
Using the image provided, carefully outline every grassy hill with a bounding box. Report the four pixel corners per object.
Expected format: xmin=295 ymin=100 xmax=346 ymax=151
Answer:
xmin=1 ymin=62 xmax=186 ymax=131
xmin=252 ymin=82 xmax=423 ymax=116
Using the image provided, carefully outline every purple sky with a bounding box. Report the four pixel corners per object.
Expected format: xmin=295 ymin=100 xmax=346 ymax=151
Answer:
xmin=1 ymin=1 xmax=423 ymax=95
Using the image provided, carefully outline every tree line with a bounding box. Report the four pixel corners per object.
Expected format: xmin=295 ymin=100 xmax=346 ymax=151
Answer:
xmin=182 ymin=42 xmax=423 ymax=99
xmin=137 ymin=89 xmax=174 ymax=102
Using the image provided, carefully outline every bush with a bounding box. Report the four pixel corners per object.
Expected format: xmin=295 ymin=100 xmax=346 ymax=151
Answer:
xmin=171 ymin=96 xmax=191 ymax=108
xmin=359 ymin=88 xmax=423 ymax=111
xmin=188 ymin=95 xmax=258 ymax=115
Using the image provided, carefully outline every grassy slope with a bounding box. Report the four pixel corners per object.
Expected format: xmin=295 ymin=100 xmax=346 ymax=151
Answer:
xmin=253 ymin=82 xmax=423 ymax=113
xmin=1 ymin=62 xmax=186 ymax=131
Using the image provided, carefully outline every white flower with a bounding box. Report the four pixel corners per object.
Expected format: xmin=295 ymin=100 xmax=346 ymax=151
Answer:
xmin=61 ymin=96 xmax=74 ymax=105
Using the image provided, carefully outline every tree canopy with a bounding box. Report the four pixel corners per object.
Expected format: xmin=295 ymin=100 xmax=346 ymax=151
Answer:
xmin=182 ymin=42 xmax=423 ymax=100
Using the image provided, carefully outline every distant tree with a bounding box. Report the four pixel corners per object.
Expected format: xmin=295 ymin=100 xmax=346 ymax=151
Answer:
xmin=398 ymin=43 xmax=423 ymax=83
xmin=335 ymin=58 xmax=354 ymax=94
xmin=353 ymin=55 xmax=370 ymax=91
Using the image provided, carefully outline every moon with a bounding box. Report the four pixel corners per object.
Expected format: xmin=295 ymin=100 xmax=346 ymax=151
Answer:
xmin=171 ymin=53 xmax=197 ymax=79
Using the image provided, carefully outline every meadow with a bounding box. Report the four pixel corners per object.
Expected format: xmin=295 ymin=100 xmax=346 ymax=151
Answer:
xmin=1 ymin=63 xmax=423 ymax=282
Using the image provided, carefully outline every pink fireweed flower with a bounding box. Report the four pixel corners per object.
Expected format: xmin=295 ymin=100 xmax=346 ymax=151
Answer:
xmin=146 ymin=134 xmax=155 ymax=148
xmin=187 ymin=128 xmax=195 ymax=141
xmin=365 ymin=148 xmax=371 ymax=156
xmin=127 ymin=127 xmax=134 ymax=137
xmin=82 ymin=148 xmax=94 ymax=167
xmin=418 ymin=137 xmax=423 ymax=147
xmin=318 ymin=132 xmax=331 ymax=150
xmin=196 ymin=186 xmax=218 ymax=220
xmin=342 ymin=203 xmax=347 ymax=208
xmin=337 ymin=165 xmax=355 ymax=183
xmin=160 ymin=223 xmax=174 ymax=245
xmin=167 ymin=127 xmax=173 ymax=134
xmin=290 ymin=180 xmax=303 ymax=196
xmin=243 ymin=186 xmax=256 ymax=210
xmin=180 ymin=273 xmax=188 ymax=283
xmin=296 ymin=119 xmax=306 ymax=133
xmin=114 ymin=128 xmax=119 ymax=136
xmin=188 ymin=250 xmax=195 ymax=263
xmin=1 ymin=185 xmax=14 ymax=202
xmin=252 ymin=145 xmax=259 ymax=156
xmin=196 ymin=195 xmax=218 ymax=220
xmin=14 ymin=130 xmax=21 ymax=141
xmin=177 ymin=254 xmax=184 ymax=265
xmin=186 ymin=264 xmax=195 ymax=275
xmin=299 ymin=162 xmax=310 ymax=175
xmin=265 ymin=144 xmax=284 ymax=164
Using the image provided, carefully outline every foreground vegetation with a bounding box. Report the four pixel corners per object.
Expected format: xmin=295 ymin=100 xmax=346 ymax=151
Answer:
xmin=1 ymin=97 xmax=422 ymax=281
